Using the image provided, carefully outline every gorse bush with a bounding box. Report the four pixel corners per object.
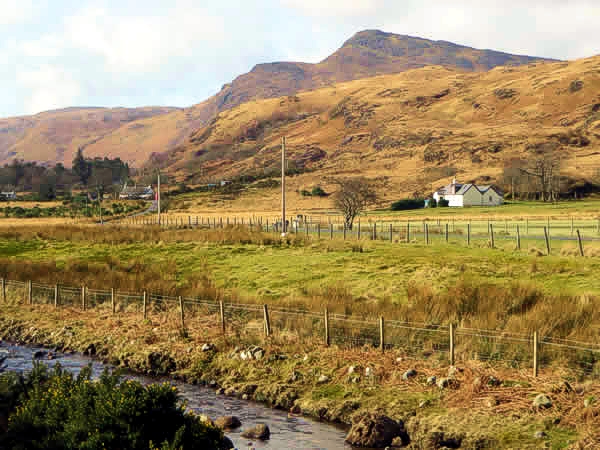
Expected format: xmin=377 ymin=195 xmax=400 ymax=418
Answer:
xmin=390 ymin=198 xmax=425 ymax=211
xmin=0 ymin=363 xmax=228 ymax=450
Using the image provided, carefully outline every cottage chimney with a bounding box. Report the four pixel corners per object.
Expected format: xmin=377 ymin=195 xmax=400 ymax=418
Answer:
xmin=451 ymin=177 xmax=457 ymax=194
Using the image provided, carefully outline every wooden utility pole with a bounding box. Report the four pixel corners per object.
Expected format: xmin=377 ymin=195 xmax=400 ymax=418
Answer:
xmin=157 ymin=172 xmax=161 ymax=225
xmin=281 ymin=136 xmax=286 ymax=234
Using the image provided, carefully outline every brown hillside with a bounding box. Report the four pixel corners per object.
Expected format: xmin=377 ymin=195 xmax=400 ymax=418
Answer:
xmin=191 ymin=30 xmax=555 ymax=125
xmin=162 ymin=55 xmax=600 ymax=210
xmin=0 ymin=107 xmax=180 ymax=167
xmin=0 ymin=30 xmax=553 ymax=168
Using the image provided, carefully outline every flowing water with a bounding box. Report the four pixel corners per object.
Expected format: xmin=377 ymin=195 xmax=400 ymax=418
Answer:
xmin=0 ymin=342 xmax=352 ymax=450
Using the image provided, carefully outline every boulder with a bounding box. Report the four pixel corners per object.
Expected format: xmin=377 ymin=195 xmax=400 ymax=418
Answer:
xmin=220 ymin=436 xmax=234 ymax=450
xmin=345 ymin=413 xmax=409 ymax=448
xmin=215 ymin=416 xmax=242 ymax=430
xmin=534 ymin=431 xmax=547 ymax=439
xmin=533 ymin=394 xmax=552 ymax=409
xmin=426 ymin=376 xmax=437 ymax=386
xmin=241 ymin=423 xmax=270 ymax=440
xmin=365 ymin=367 xmax=373 ymax=377
xmin=317 ymin=375 xmax=330 ymax=384
xmin=402 ymin=369 xmax=417 ymax=381
xmin=201 ymin=343 xmax=216 ymax=352
xmin=437 ymin=377 xmax=451 ymax=389
xmin=348 ymin=366 xmax=356 ymax=375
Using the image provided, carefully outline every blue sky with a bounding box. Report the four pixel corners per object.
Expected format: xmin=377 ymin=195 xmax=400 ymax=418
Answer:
xmin=2 ymin=0 xmax=599 ymax=117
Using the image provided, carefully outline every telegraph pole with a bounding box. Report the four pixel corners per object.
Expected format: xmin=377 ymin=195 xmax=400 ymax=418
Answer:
xmin=157 ymin=171 xmax=161 ymax=225
xmin=281 ymin=136 xmax=286 ymax=235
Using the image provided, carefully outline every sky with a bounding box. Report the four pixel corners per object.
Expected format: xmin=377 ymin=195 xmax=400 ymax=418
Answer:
xmin=2 ymin=0 xmax=599 ymax=118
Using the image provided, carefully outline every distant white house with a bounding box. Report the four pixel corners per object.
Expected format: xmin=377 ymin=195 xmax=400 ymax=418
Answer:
xmin=433 ymin=179 xmax=504 ymax=207
xmin=0 ymin=191 xmax=16 ymax=201
xmin=119 ymin=184 xmax=155 ymax=200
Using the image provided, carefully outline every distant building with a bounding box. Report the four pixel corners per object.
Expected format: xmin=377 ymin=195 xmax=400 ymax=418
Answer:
xmin=220 ymin=180 xmax=232 ymax=187
xmin=119 ymin=184 xmax=155 ymax=200
xmin=0 ymin=191 xmax=16 ymax=201
xmin=433 ymin=179 xmax=503 ymax=207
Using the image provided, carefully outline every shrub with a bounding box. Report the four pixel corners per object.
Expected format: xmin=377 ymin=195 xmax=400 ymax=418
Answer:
xmin=0 ymin=363 xmax=227 ymax=450
xmin=311 ymin=186 xmax=327 ymax=197
xmin=391 ymin=198 xmax=425 ymax=211
xmin=438 ymin=198 xmax=450 ymax=207
xmin=429 ymin=198 xmax=438 ymax=208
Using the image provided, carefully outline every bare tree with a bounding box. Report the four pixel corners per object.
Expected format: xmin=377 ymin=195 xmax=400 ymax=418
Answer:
xmin=333 ymin=177 xmax=377 ymax=230
xmin=519 ymin=156 xmax=561 ymax=202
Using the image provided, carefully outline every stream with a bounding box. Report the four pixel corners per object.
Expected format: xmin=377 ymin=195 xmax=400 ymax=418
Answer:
xmin=0 ymin=342 xmax=352 ymax=450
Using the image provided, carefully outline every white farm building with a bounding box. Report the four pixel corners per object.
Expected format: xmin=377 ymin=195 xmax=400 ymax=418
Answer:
xmin=433 ymin=179 xmax=504 ymax=207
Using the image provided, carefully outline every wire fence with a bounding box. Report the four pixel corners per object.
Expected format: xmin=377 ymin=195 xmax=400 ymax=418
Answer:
xmin=2 ymin=277 xmax=600 ymax=380
xmin=116 ymin=214 xmax=600 ymax=257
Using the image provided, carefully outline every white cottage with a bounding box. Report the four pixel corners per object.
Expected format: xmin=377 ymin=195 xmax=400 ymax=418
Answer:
xmin=433 ymin=179 xmax=503 ymax=207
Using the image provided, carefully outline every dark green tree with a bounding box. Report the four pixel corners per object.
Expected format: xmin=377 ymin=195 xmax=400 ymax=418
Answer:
xmin=72 ymin=148 xmax=90 ymax=186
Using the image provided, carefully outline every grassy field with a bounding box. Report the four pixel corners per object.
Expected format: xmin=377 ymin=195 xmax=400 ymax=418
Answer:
xmin=1 ymin=224 xmax=600 ymax=335
xmin=2 ymin=223 xmax=600 ymax=447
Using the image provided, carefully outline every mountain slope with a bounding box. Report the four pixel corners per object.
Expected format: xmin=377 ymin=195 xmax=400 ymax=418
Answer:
xmin=0 ymin=30 xmax=555 ymax=168
xmin=0 ymin=107 xmax=180 ymax=167
xmin=160 ymin=55 xmax=600 ymax=210
xmin=190 ymin=30 xmax=556 ymax=126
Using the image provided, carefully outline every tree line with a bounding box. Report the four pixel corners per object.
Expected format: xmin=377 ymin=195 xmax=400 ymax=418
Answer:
xmin=0 ymin=149 xmax=129 ymax=200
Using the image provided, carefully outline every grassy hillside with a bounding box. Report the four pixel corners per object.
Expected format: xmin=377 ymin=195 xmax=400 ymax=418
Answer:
xmin=0 ymin=30 xmax=553 ymax=169
xmin=161 ymin=55 xmax=600 ymax=210
xmin=0 ymin=107 xmax=180 ymax=167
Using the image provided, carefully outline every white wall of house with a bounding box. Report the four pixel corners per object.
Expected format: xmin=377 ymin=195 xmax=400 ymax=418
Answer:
xmin=434 ymin=186 xmax=503 ymax=207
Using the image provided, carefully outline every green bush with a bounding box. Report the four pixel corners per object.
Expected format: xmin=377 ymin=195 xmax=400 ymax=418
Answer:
xmin=438 ymin=198 xmax=450 ymax=207
xmin=311 ymin=186 xmax=327 ymax=197
xmin=391 ymin=198 xmax=425 ymax=211
xmin=0 ymin=363 xmax=227 ymax=450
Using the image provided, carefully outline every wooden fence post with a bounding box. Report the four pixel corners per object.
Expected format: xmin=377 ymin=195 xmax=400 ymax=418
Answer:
xmin=445 ymin=223 xmax=449 ymax=243
xmin=179 ymin=296 xmax=185 ymax=331
xmin=219 ymin=301 xmax=226 ymax=334
xmin=357 ymin=221 xmax=361 ymax=240
xmin=81 ymin=286 xmax=86 ymax=311
xmin=373 ymin=223 xmax=377 ymax=240
xmin=449 ymin=323 xmax=455 ymax=366
xmin=143 ymin=291 xmax=147 ymax=320
xmin=324 ymin=308 xmax=330 ymax=347
xmin=543 ymin=226 xmax=550 ymax=256
xmin=54 ymin=284 xmax=59 ymax=308
xmin=263 ymin=304 xmax=271 ymax=337
xmin=577 ymin=230 xmax=584 ymax=257
xmin=111 ymin=288 xmax=116 ymax=314
xmin=389 ymin=223 xmax=393 ymax=243
xmin=317 ymin=223 xmax=321 ymax=239
xmin=467 ymin=223 xmax=471 ymax=246
xmin=379 ymin=317 xmax=385 ymax=353
xmin=571 ymin=217 xmax=574 ymax=236
xmin=330 ymin=224 xmax=333 ymax=240
xmin=343 ymin=224 xmax=347 ymax=240
xmin=526 ymin=218 xmax=529 ymax=236
xmin=406 ymin=221 xmax=410 ymax=243
xmin=425 ymin=223 xmax=429 ymax=245
xmin=533 ymin=331 xmax=539 ymax=377
xmin=516 ymin=225 xmax=521 ymax=250
xmin=1 ymin=278 xmax=5 ymax=303
xmin=28 ymin=280 xmax=33 ymax=305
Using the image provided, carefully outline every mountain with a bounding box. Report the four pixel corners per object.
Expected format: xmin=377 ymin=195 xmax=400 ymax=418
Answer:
xmin=0 ymin=30 xmax=555 ymax=168
xmin=183 ymin=30 xmax=557 ymax=126
xmin=158 ymin=55 xmax=600 ymax=210
xmin=0 ymin=107 xmax=182 ymax=167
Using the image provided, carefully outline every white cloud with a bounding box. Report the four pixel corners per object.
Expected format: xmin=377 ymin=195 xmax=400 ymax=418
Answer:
xmin=0 ymin=0 xmax=34 ymax=25
xmin=280 ymin=0 xmax=383 ymax=17
xmin=16 ymin=66 xmax=81 ymax=114
xmin=62 ymin=4 xmax=225 ymax=73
